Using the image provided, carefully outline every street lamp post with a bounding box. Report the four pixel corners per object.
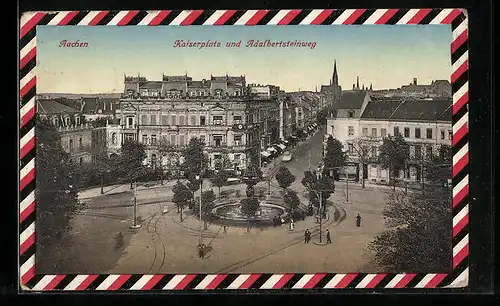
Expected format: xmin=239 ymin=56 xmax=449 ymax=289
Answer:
xmin=195 ymin=174 xmax=203 ymax=245
xmin=316 ymin=167 xmax=323 ymax=243
xmin=130 ymin=180 xmax=141 ymax=229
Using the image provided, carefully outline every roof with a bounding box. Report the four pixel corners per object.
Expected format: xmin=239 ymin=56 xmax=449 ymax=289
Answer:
xmin=140 ymin=81 xmax=162 ymax=89
xmin=361 ymin=98 xmax=452 ymax=122
xmin=188 ymin=80 xmax=210 ymax=87
xmin=335 ymin=91 xmax=368 ymax=109
xmin=163 ymin=75 xmax=191 ymax=82
xmin=37 ymin=99 xmax=80 ymax=114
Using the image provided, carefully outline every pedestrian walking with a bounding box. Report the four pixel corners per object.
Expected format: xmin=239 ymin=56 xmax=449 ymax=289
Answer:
xmin=304 ymin=229 xmax=308 ymax=243
xmin=326 ymin=229 xmax=332 ymax=243
xmin=223 ymin=225 xmax=227 ymax=233
xmin=356 ymin=214 xmax=361 ymax=227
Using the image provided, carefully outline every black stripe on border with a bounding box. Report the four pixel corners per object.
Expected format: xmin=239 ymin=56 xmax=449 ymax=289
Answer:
xmin=20 ymin=116 xmax=35 ymax=139
xmin=374 ymin=273 xmax=397 ymax=288
xmin=183 ymin=274 xmax=207 ymax=290
xmin=352 ymin=9 xmax=378 ymax=25
xmin=405 ymin=274 xmax=426 ymax=288
xmin=127 ymin=11 xmax=149 ymax=26
xmin=85 ymin=274 xmax=109 ymax=290
xmin=20 ymin=13 xmax=56 ymax=47
xmin=191 ymin=10 xmax=216 ymax=25
xmin=215 ymin=274 xmax=239 ymax=289
xmin=321 ymin=9 xmax=345 ymax=24
xmin=385 ymin=9 xmax=410 ymax=25
xmin=21 ymin=88 xmax=36 ymax=107
xmin=452 ymin=223 xmax=469 ymax=246
xmin=453 ymin=137 xmax=468 ymax=160
xmin=452 ymin=106 xmax=468 ymax=130
xmin=344 ymin=273 xmax=368 ymax=288
xmin=248 ymin=274 xmax=272 ymax=289
xmin=96 ymin=12 xmax=116 ymax=25
xmin=452 ymin=71 xmax=468 ymax=94
xmin=20 ymin=209 xmax=36 ymax=233
xmin=223 ymin=10 xmax=246 ymax=25
xmin=256 ymin=10 xmax=279 ymax=25
xmin=419 ymin=9 xmax=443 ymax=24
xmin=24 ymin=274 xmax=44 ymax=290
xmin=19 ymin=59 xmax=36 ymax=81
xmin=313 ymin=273 xmax=335 ymax=288
xmin=453 ymin=165 xmax=469 ymax=190
xmin=20 ymin=150 xmax=36 ymax=170
xmin=438 ymin=257 xmax=468 ymax=287
xmin=281 ymin=273 xmax=305 ymax=289
xmin=20 ymin=244 xmax=36 ymax=265
xmin=452 ymin=191 xmax=469 ymax=215
xmin=288 ymin=10 xmax=311 ymax=25
xmin=20 ymin=181 xmax=36 ymax=205
xmin=119 ymin=274 xmax=143 ymax=289
xmin=451 ymin=40 xmax=469 ymax=64
xmin=159 ymin=11 xmax=182 ymax=25
xmin=66 ymin=11 xmax=88 ymax=25
xmin=53 ymin=275 xmax=78 ymax=290
xmin=151 ymin=274 xmax=175 ymax=290
xmin=451 ymin=12 xmax=467 ymax=30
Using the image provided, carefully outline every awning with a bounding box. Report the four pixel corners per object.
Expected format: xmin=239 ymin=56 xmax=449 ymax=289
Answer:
xmin=267 ymin=147 xmax=277 ymax=152
xmin=277 ymin=144 xmax=286 ymax=150
xmin=282 ymin=140 xmax=289 ymax=144
xmin=291 ymin=135 xmax=297 ymax=139
xmin=261 ymin=151 xmax=271 ymax=157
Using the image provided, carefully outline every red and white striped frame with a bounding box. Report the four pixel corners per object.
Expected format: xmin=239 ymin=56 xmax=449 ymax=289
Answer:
xmin=19 ymin=8 xmax=469 ymax=291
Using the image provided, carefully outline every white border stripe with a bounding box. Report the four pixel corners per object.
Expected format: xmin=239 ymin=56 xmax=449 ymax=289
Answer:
xmin=64 ymin=275 xmax=90 ymax=290
xmin=32 ymin=275 xmax=56 ymax=290
xmin=299 ymin=9 xmax=323 ymax=24
xmin=453 ymin=175 xmax=468 ymax=198
xmin=96 ymin=275 xmax=120 ymax=290
xmin=453 ymin=143 xmax=468 ymax=165
xmin=396 ymin=9 xmax=420 ymax=24
xmin=268 ymin=10 xmax=291 ymax=25
xmin=453 ymin=234 xmax=469 ymax=256
xmin=452 ymin=50 xmax=469 ymax=70
xmin=453 ymin=19 xmax=467 ymax=39
xmin=137 ymin=11 xmax=159 ymax=25
xmin=453 ymin=81 xmax=468 ymax=104
xmin=20 ymin=191 xmax=35 ymax=213
xmin=108 ymin=11 xmax=130 ymax=26
xmin=324 ymin=274 xmax=346 ymax=288
xmin=20 ymin=254 xmax=35 ymax=276
xmin=20 ymin=38 xmax=36 ymax=59
xmin=47 ymin=12 xmax=69 ymax=25
xmin=20 ymin=12 xmax=38 ymax=29
xmin=20 ymin=223 xmax=35 ymax=245
xmin=203 ymin=10 xmax=226 ymax=25
xmin=170 ymin=11 xmax=193 ymax=25
xmin=20 ymin=70 xmax=36 ymax=90
xmin=234 ymin=10 xmax=258 ymax=25
xmin=414 ymin=274 xmax=437 ymax=288
xmin=292 ymin=274 xmax=314 ymax=289
xmin=20 ymin=159 xmax=35 ymax=179
xmin=21 ymin=97 xmax=36 ymax=118
xmin=163 ymin=274 xmax=186 ymax=290
xmin=332 ymin=10 xmax=355 ymax=24
xmin=194 ymin=275 xmax=217 ymax=289
xmin=446 ymin=268 xmax=468 ymax=288
xmin=260 ymin=274 xmax=283 ymax=289
xmin=453 ymin=204 xmax=469 ymax=227
xmin=429 ymin=9 xmax=454 ymax=24
xmin=226 ymin=274 xmax=250 ymax=289
xmin=77 ymin=11 xmax=101 ymax=25
xmin=384 ymin=274 xmax=405 ymax=288
xmin=363 ymin=9 xmax=388 ymax=24
xmin=20 ymin=128 xmax=35 ymax=149
xmin=355 ymin=274 xmax=377 ymax=288
xmin=453 ymin=113 xmax=468 ymax=134
xmin=129 ymin=275 xmax=154 ymax=290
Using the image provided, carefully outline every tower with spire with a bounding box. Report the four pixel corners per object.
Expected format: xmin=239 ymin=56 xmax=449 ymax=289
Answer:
xmin=356 ymin=76 xmax=360 ymax=90
xmin=331 ymin=59 xmax=339 ymax=86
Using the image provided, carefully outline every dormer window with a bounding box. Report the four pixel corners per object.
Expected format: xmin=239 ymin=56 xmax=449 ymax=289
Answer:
xmin=348 ymin=110 xmax=355 ymax=118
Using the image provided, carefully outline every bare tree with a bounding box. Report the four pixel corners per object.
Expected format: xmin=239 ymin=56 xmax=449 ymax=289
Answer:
xmin=351 ymin=137 xmax=371 ymax=188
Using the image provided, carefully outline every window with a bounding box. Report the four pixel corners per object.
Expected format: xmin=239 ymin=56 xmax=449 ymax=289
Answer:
xmin=142 ymin=135 xmax=148 ymax=144
xmin=362 ymin=128 xmax=368 ymax=136
xmin=66 ymin=117 xmax=71 ymax=126
xmin=381 ymin=128 xmax=387 ymax=138
xmin=141 ymin=114 xmax=148 ymax=125
xmin=348 ymin=110 xmax=354 ymax=118
xmin=200 ymin=116 xmax=206 ymax=126
xmin=112 ymin=133 xmax=116 ymax=144
xmin=213 ymin=115 xmax=223 ymax=125
xmin=53 ymin=118 xmax=59 ymax=126
xmin=234 ymin=135 xmax=242 ymax=146
xmin=233 ymin=115 xmax=242 ymax=123
xmin=171 ymin=115 xmax=177 ymax=125
xmin=394 ymin=126 xmax=399 ymax=136
xmin=371 ymin=146 xmax=377 ymax=157
xmin=151 ymin=154 xmax=157 ymax=168
xmin=151 ymin=135 xmax=157 ymax=145
xmin=214 ymin=135 xmax=223 ymax=147
xmin=127 ymin=117 xmax=133 ymax=127
xmin=448 ymin=130 xmax=453 ymax=140
xmin=179 ymin=116 xmax=185 ymax=126
xmin=404 ymin=127 xmax=410 ymax=138
xmin=170 ymin=134 xmax=176 ymax=145
xmin=79 ymin=157 xmax=83 ymax=165
xmin=190 ymin=115 xmax=196 ymax=126
xmin=348 ymin=143 xmax=354 ymax=154
xmin=69 ymin=139 xmax=74 ymax=152
xmin=426 ymin=128 xmax=433 ymax=139
xmin=331 ymin=126 xmax=335 ymax=137
xmin=426 ymin=145 xmax=433 ymax=158
xmin=415 ymin=128 xmax=421 ymax=139
xmin=234 ymin=154 xmax=241 ymax=164
xmin=179 ymin=135 xmax=185 ymax=146
xmin=371 ymin=128 xmax=377 ymax=137
xmin=348 ymin=126 xmax=354 ymax=137
xmin=79 ymin=137 xmax=83 ymax=148
xmin=415 ymin=145 xmax=422 ymax=159
xmin=440 ymin=130 xmax=445 ymax=140
xmin=150 ymin=115 xmax=157 ymax=125
xmin=76 ymin=117 xmax=81 ymax=125
xmin=200 ymin=135 xmax=206 ymax=144
xmin=162 ymin=115 xmax=169 ymax=125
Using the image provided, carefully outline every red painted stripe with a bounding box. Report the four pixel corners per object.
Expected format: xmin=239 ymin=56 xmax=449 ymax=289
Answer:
xmin=394 ymin=274 xmax=415 ymax=288
xmin=21 ymin=266 xmax=35 ymax=284
xmin=335 ymin=273 xmax=358 ymax=288
xmin=44 ymin=275 xmax=66 ymax=290
xmin=108 ymin=274 xmax=131 ymax=290
xmin=311 ymin=9 xmax=334 ymax=25
xmin=149 ymin=11 xmax=171 ymax=26
xmin=20 ymin=168 xmax=35 ymax=191
xmin=20 ymin=201 xmax=35 ymax=223
xmin=20 ymin=12 xmax=46 ymax=39
xmin=117 ymin=11 xmax=140 ymax=26
xmin=75 ymin=275 xmax=99 ymax=290
xmin=141 ymin=275 xmax=164 ymax=290
xmin=272 ymin=274 xmax=294 ymax=289
xmin=365 ymin=274 xmax=387 ymax=288
xmin=205 ymin=274 xmax=227 ymax=289
xmin=214 ymin=10 xmax=237 ymax=25
xmin=174 ymin=274 xmax=196 ymax=289
xmin=453 ymin=244 xmax=468 ymax=268
xmin=452 ymin=123 xmax=468 ymax=147
xmin=278 ymin=10 xmax=302 ymax=25
xmin=451 ymin=29 xmax=468 ymax=53
xmin=88 ymin=11 xmax=109 ymax=26
xmin=20 ymin=76 xmax=36 ymax=99
xmin=452 ymin=91 xmax=468 ymax=115
xmin=20 ymin=232 xmax=35 ymax=255
xmin=303 ymin=273 xmax=326 ymax=288
xmin=453 ymin=212 xmax=468 ymax=237
xmin=453 ymin=184 xmax=468 ymax=208
xmin=375 ymin=9 xmax=399 ymax=24
xmin=407 ymin=8 xmax=432 ymax=24
xmin=424 ymin=274 xmax=447 ymax=288
xmin=238 ymin=274 xmax=261 ymax=289
xmin=453 ymin=152 xmax=468 ymax=177
xmin=245 ymin=10 xmax=269 ymax=25
xmin=441 ymin=9 xmax=462 ymax=24
xmin=451 ymin=60 xmax=468 ymax=83
xmin=20 ymin=46 xmax=36 ymax=70
xmin=58 ymin=11 xmax=79 ymax=25
xmin=180 ymin=10 xmax=204 ymax=26
xmin=342 ymin=9 xmax=367 ymax=24
xmin=20 ymin=137 xmax=35 ymax=159
xmin=21 ymin=106 xmax=36 ymax=128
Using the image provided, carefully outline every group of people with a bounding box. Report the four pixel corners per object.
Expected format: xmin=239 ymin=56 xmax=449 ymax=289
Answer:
xmin=272 ymin=215 xmax=284 ymax=227
xmin=304 ymin=229 xmax=332 ymax=244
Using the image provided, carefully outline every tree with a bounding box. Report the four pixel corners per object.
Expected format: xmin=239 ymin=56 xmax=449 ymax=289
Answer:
xmin=157 ymin=137 xmax=177 ymax=184
xmin=301 ymin=170 xmax=335 ymax=214
xmin=118 ymin=139 xmax=148 ymax=188
xmin=284 ymin=190 xmax=301 ymax=219
xmin=351 ymin=138 xmax=372 ymax=188
xmin=369 ymin=188 xmax=452 ymax=272
xmin=242 ymin=163 xmax=263 ymax=197
xmin=182 ymin=137 xmax=208 ymax=177
xmin=214 ymin=150 xmax=232 ymax=171
xmin=36 ymin=118 xmax=81 ymax=250
xmin=194 ymin=190 xmax=216 ymax=229
xmin=425 ymin=144 xmax=452 ymax=187
xmin=378 ymin=133 xmax=410 ymax=190
xmin=323 ymin=136 xmax=346 ymax=178
xmin=240 ymin=197 xmax=260 ymax=218
xmin=211 ymin=170 xmax=229 ymax=198
xmin=186 ymin=173 xmax=201 ymax=209
xmin=172 ymin=180 xmax=191 ymax=222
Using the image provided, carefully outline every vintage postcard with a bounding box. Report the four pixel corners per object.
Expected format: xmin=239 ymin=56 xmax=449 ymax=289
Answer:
xmin=19 ymin=9 xmax=469 ymax=291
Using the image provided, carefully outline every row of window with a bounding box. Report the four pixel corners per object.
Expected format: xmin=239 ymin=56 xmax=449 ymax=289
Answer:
xmin=53 ymin=115 xmax=82 ymax=127
xmin=64 ymin=137 xmax=85 ymax=152
xmin=138 ymin=134 xmax=243 ymax=147
xmin=137 ymin=114 xmax=243 ymax=126
xmin=132 ymin=89 xmax=243 ymax=98
xmin=346 ymin=143 xmax=437 ymax=159
xmin=347 ymin=126 xmax=453 ymax=140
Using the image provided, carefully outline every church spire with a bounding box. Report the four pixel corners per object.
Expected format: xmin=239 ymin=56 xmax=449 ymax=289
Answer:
xmin=332 ymin=59 xmax=338 ymax=86
xmin=356 ymin=76 xmax=360 ymax=90
xmin=370 ymin=83 xmax=373 ymax=91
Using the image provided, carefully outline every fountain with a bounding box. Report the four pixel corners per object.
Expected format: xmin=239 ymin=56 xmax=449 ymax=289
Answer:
xmin=210 ymin=198 xmax=287 ymax=227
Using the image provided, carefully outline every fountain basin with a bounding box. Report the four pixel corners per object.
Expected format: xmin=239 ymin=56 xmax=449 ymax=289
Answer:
xmin=210 ymin=201 xmax=287 ymax=227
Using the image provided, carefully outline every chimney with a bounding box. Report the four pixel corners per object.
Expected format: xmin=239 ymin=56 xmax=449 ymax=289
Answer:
xmin=413 ymin=78 xmax=417 ymax=85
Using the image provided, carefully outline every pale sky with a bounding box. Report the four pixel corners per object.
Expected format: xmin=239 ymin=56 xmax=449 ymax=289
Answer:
xmin=36 ymin=25 xmax=452 ymax=93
